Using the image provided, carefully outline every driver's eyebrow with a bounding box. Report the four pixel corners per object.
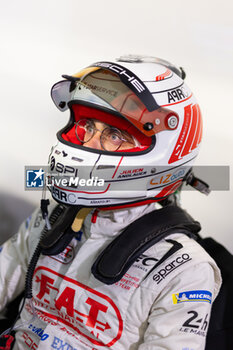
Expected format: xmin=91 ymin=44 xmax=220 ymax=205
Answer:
xmin=91 ymin=119 xmax=135 ymax=143
xmin=91 ymin=119 xmax=108 ymax=129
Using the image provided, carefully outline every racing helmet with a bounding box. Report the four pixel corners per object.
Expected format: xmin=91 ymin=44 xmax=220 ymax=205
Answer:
xmin=48 ymin=55 xmax=203 ymax=208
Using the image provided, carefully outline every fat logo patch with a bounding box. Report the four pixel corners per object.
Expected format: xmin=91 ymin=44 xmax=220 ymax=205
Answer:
xmin=33 ymin=266 xmax=123 ymax=347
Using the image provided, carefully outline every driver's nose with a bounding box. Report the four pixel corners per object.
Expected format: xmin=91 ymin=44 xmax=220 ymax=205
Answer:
xmin=84 ymin=131 xmax=102 ymax=150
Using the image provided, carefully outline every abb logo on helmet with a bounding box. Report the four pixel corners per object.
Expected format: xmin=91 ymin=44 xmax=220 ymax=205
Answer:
xmin=33 ymin=266 xmax=123 ymax=347
xmin=169 ymin=103 xmax=203 ymax=164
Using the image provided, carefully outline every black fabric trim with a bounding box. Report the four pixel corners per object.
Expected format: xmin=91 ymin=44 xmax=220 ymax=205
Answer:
xmin=91 ymin=205 xmax=201 ymax=284
xmin=143 ymin=239 xmax=184 ymax=279
xmin=199 ymin=238 xmax=233 ymax=349
xmin=40 ymin=205 xmax=82 ymax=255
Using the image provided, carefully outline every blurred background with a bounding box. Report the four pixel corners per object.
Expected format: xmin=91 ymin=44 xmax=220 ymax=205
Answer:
xmin=0 ymin=0 xmax=232 ymax=250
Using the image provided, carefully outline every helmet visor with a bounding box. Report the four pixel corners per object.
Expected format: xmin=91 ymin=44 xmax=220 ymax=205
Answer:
xmin=51 ymin=67 xmax=179 ymax=137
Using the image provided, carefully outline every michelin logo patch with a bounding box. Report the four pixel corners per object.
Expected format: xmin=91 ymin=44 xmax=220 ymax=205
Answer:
xmin=172 ymin=290 xmax=212 ymax=304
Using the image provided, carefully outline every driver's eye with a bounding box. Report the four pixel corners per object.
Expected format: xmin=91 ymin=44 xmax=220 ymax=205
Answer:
xmin=85 ymin=124 xmax=94 ymax=134
xmin=109 ymin=133 xmax=121 ymax=143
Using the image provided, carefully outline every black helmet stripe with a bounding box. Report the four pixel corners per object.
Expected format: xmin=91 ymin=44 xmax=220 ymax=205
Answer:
xmin=90 ymin=61 xmax=159 ymax=112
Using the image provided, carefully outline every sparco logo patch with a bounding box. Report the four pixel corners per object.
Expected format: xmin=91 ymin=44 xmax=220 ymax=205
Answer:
xmin=153 ymin=253 xmax=191 ymax=284
xmin=33 ymin=267 xmax=123 ymax=347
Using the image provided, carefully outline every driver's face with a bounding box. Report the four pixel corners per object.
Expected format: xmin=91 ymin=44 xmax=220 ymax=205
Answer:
xmin=78 ymin=119 xmax=137 ymax=151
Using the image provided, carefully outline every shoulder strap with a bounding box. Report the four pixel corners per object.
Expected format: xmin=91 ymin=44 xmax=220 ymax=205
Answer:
xmin=92 ymin=205 xmax=201 ymax=284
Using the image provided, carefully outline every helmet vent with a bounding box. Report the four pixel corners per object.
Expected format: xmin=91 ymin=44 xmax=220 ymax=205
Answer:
xmin=71 ymin=156 xmax=84 ymax=162
xmin=96 ymin=165 xmax=116 ymax=170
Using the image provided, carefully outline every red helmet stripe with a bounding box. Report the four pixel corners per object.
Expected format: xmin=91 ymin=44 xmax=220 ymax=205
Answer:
xmin=196 ymin=104 xmax=203 ymax=146
xmin=182 ymin=103 xmax=198 ymax=156
xmin=189 ymin=104 xmax=199 ymax=151
xmin=168 ymin=103 xmax=202 ymax=164
xmin=168 ymin=104 xmax=192 ymax=164
xmin=191 ymin=104 xmax=202 ymax=150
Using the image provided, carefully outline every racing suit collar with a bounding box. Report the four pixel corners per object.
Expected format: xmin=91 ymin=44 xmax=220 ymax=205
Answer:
xmin=83 ymin=202 xmax=157 ymax=240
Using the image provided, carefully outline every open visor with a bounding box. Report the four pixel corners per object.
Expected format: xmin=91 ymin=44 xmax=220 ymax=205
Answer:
xmin=51 ymin=67 xmax=179 ymax=137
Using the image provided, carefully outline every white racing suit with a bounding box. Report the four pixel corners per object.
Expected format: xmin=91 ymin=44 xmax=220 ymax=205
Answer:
xmin=0 ymin=202 xmax=221 ymax=350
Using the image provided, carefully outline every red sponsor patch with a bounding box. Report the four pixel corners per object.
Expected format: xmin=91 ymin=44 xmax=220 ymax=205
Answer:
xmin=33 ymin=266 xmax=123 ymax=347
xmin=50 ymin=245 xmax=74 ymax=264
xmin=115 ymin=273 xmax=140 ymax=290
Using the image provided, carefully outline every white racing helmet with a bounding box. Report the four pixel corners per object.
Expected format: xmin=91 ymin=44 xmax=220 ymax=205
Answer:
xmin=48 ymin=55 xmax=203 ymax=208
